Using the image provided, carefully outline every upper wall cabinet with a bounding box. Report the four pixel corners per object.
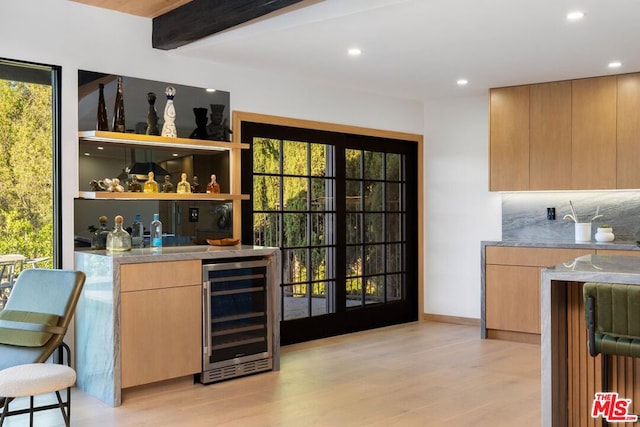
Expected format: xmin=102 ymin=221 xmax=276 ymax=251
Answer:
xmin=617 ymin=73 xmax=640 ymax=188
xmin=489 ymin=86 xmax=530 ymax=191
xmin=530 ymin=81 xmax=572 ymax=190
xmin=571 ymin=76 xmax=617 ymax=189
xmin=490 ymin=72 xmax=640 ymax=191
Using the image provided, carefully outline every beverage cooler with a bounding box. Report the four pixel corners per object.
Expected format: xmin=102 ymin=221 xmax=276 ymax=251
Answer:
xmin=200 ymin=258 xmax=272 ymax=384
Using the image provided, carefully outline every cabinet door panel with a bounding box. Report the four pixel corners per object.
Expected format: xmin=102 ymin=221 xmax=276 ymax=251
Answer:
xmin=486 ymin=265 xmax=540 ymax=334
xmin=571 ymin=76 xmax=617 ymax=189
xmin=490 ymin=86 xmax=530 ymax=191
xmin=121 ymin=285 xmax=202 ymax=388
xmin=617 ymin=73 xmax=640 ymax=189
xmin=530 ymin=81 xmax=572 ymax=190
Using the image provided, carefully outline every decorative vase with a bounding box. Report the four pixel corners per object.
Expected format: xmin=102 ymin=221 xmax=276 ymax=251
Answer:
xmin=96 ymin=83 xmax=109 ymax=131
xmin=146 ymin=92 xmax=160 ymax=136
xmin=595 ymin=226 xmax=615 ymax=242
xmin=161 ymin=86 xmax=177 ymax=138
xmin=112 ymin=76 xmax=126 ymax=132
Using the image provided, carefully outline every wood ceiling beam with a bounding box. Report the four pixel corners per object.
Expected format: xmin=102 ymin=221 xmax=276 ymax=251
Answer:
xmin=152 ymin=0 xmax=306 ymax=50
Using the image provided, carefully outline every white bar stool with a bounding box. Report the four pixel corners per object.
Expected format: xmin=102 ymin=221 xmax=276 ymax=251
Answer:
xmin=0 ymin=363 xmax=76 ymax=426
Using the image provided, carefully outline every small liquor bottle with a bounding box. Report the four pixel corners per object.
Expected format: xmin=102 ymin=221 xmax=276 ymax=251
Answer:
xmin=128 ymin=176 xmax=143 ymax=192
xmin=191 ymin=176 xmax=200 ymax=193
xmin=112 ymin=76 xmax=126 ymax=133
xmin=91 ymin=215 xmax=110 ymax=250
xmin=107 ymin=215 xmax=131 ymax=252
xmin=97 ymin=83 xmax=109 ymax=131
xmin=143 ymin=171 xmax=159 ymax=193
xmin=131 ymin=214 xmax=144 ymax=248
xmin=206 ymin=174 xmax=220 ymax=194
xmin=176 ymin=172 xmax=191 ymax=194
xmin=162 ymin=175 xmax=174 ymax=193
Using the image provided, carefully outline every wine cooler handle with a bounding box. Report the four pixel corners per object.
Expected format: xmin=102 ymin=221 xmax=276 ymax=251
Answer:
xmin=203 ymin=280 xmax=211 ymax=357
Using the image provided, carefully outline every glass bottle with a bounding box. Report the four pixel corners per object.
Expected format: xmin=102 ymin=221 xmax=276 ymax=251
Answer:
xmin=206 ymin=174 xmax=220 ymax=194
xmin=106 ymin=215 xmax=131 ymax=251
xmin=131 ymin=214 xmax=144 ymax=248
xmin=162 ymin=175 xmax=174 ymax=193
xmin=150 ymin=214 xmax=162 ymax=249
xmin=128 ymin=176 xmax=143 ymax=192
xmin=191 ymin=175 xmax=200 ymax=193
xmin=176 ymin=172 xmax=191 ymax=194
xmin=96 ymin=83 xmax=109 ymax=131
xmin=91 ymin=215 xmax=110 ymax=250
xmin=144 ymin=171 xmax=158 ymax=193
xmin=112 ymin=76 xmax=126 ymax=133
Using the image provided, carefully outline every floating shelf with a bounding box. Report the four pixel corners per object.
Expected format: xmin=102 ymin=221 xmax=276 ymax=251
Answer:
xmin=77 ymin=191 xmax=249 ymax=201
xmin=79 ymin=130 xmax=249 ymax=152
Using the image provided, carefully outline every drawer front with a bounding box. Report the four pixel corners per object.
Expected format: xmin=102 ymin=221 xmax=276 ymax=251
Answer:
xmin=485 ymin=246 xmax=594 ymax=267
xmin=121 ymin=260 xmax=201 ymax=292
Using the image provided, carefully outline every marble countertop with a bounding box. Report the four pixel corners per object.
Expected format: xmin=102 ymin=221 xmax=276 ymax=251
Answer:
xmin=482 ymin=240 xmax=640 ymax=251
xmin=542 ymin=254 xmax=640 ymax=285
xmin=75 ymin=244 xmax=279 ymax=264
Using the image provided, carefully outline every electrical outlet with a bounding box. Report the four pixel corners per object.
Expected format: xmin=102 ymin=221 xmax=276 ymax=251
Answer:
xmin=189 ymin=207 xmax=199 ymax=222
xmin=547 ymin=207 xmax=556 ymax=220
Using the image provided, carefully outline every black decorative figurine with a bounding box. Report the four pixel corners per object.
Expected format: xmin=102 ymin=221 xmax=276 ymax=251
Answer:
xmin=97 ymin=83 xmax=109 ymax=131
xmin=189 ymin=107 xmax=209 ymax=139
xmin=146 ymin=92 xmax=160 ymax=136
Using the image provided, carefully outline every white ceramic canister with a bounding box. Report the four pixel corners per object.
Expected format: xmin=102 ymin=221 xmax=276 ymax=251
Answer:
xmin=595 ymin=226 xmax=615 ymax=242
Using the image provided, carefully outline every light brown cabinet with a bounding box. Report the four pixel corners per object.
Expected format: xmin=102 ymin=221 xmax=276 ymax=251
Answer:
xmin=120 ymin=260 xmax=202 ymax=388
xmin=617 ymin=73 xmax=640 ymax=188
xmin=484 ymin=246 xmax=595 ymax=342
xmin=489 ymin=73 xmax=639 ymax=191
xmin=571 ymin=76 xmax=617 ymax=189
xmin=529 ymin=81 xmax=572 ymax=190
xmin=489 ymin=86 xmax=530 ymax=191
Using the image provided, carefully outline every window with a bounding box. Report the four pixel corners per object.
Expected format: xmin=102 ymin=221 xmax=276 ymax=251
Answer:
xmin=241 ymin=120 xmax=419 ymax=345
xmin=0 ymin=59 xmax=61 ymax=269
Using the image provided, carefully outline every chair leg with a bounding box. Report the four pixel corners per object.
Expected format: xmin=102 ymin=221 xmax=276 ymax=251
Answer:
xmin=602 ymin=354 xmax=609 ymax=427
xmin=55 ymin=390 xmax=70 ymax=427
xmin=0 ymin=397 xmax=8 ymax=427
xmin=29 ymin=395 xmax=34 ymax=427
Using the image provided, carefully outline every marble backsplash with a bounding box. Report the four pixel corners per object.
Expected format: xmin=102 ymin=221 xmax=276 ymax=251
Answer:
xmin=502 ymin=191 xmax=640 ymax=242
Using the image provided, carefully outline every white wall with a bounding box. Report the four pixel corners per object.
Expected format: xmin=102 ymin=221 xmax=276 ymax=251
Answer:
xmin=2 ymin=0 xmax=501 ymax=320
xmin=423 ymin=96 xmax=501 ymax=319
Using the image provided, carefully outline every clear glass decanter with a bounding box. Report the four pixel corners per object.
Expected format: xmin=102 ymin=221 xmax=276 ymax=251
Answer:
xmin=106 ymin=215 xmax=131 ymax=251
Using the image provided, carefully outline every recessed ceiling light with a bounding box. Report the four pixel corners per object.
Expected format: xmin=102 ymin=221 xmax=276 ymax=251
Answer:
xmin=608 ymin=61 xmax=622 ymax=68
xmin=566 ymin=11 xmax=584 ymax=21
xmin=205 ymin=88 xmax=216 ymax=93
xmin=84 ymin=152 xmax=90 ymax=156
xmin=457 ymin=79 xmax=468 ymax=86
xmin=172 ymin=153 xmax=179 ymax=157
xmin=348 ymin=48 xmax=362 ymax=56
xmin=97 ymin=146 xmax=104 ymax=150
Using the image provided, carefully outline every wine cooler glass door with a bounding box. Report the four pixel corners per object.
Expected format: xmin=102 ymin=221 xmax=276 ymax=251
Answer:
xmin=203 ymin=259 xmax=271 ymax=370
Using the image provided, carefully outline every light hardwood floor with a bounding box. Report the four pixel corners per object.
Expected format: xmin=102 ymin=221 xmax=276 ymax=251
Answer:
xmin=3 ymin=321 xmax=540 ymax=426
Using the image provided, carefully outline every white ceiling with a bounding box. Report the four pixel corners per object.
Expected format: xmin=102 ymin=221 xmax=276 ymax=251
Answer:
xmin=172 ymin=0 xmax=640 ymax=102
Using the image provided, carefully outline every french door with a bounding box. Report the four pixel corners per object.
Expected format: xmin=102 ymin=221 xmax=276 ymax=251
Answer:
xmin=241 ymin=121 xmax=418 ymax=345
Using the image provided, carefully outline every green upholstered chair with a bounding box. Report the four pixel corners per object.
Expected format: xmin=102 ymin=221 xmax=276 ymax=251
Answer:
xmin=584 ymin=282 xmax=640 ymax=425
xmin=0 ymin=268 xmax=85 ymax=423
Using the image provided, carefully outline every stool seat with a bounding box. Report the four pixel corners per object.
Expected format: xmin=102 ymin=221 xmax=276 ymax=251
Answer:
xmin=0 ymin=363 xmax=76 ymax=397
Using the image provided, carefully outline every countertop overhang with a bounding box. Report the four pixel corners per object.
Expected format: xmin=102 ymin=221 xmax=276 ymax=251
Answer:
xmin=75 ymin=244 xmax=279 ymax=264
xmin=482 ymin=240 xmax=640 ymax=251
